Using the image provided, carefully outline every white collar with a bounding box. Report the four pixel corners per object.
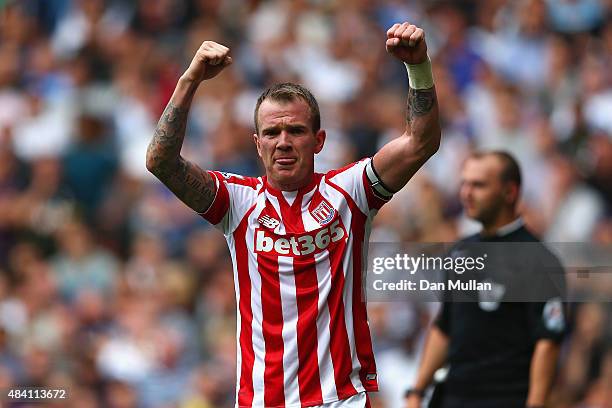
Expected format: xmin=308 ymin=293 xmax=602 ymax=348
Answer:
xmin=495 ymin=217 xmax=524 ymax=237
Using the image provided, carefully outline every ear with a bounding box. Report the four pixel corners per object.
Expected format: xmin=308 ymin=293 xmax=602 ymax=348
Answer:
xmin=314 ymin=129 xmax=326 ymax=154
xmin=504 ymin=183 xmax=519 ymax=205
xmin=253 ymin=133 xmax=262 ymax=158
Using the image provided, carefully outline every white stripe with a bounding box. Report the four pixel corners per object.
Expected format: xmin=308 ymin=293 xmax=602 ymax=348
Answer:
xmin=323 ymin=184 xmax=364 ymax=391
xmin=340 ymin=220 xmax=363 ymax=392
xmin=278 ymin=255 xmax=301 ymax=406
xmin=362 ymin=211 xmax=376 ymax=303
xmin=316 ymin=391 xmax=368 ymax=408
xmin=282 ymin=190 xmax=298 ymax=206
xmin=265 ymin=192 xmax=286 ymax=235
xmin=302 ymin=187 xmax=322 ymax=231
xmin=227 ymin=233 xmax=243 ymax=405
xmin=342 ymin=236 xmax=365 ymax=391
xmin=224 ymin=180 xmax=263 ymax=234
xmin=326 ymin=160 xmax=370 ymax=214
xmin=247 ymin=210 xmax=266 ymax=407
xmin=303 ymin=185 xmax=318 ymax=204
xmin=314 ymin=250 xmax=339 ymax=402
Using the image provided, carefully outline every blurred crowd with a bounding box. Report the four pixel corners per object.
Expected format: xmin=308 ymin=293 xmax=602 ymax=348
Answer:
xmin=0 ymin=0 xmax=611 ymax=407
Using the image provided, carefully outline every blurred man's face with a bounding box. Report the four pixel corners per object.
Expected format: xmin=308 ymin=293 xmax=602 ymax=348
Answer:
xmin=460 ymin=157 xmax=509 ymax=225
xmin=254 ymin=99 xmax=325 ymax=190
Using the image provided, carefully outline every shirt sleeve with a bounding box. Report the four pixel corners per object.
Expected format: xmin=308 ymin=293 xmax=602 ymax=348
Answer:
xmin=527 ymin=299 xmax=567 ymax=343
xmin=198 ymin=171 xmax=230 ymax=226
xmin=527 ymin=248 xmax=567 ymax=343
xmin=434 ymin=302 xmax=451 ymax=335
xmin=326 ymin=157 xmax=393 ymax=214
xmin=197 ymin=171 xmax=260 ymax=235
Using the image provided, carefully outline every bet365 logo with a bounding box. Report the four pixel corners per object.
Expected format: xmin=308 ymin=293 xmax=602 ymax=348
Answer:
xmin=255 ymin=219 xmax=345 ymax=256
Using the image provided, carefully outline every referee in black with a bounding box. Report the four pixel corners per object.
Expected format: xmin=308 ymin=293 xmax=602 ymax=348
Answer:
xmin=405 ymin=151 xmax=566 ymax=408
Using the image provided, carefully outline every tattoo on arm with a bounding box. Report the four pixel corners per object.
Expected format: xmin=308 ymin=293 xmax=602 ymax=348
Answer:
xmin=406 ymin=87 xmax=436 ymax=123
xmin=147 ymin=101 xmax=217 ymax=213
xmin=163 ymin=158 xmax=217 ymax=213
xmin=147 ymin=102 xmax=189 ymax=168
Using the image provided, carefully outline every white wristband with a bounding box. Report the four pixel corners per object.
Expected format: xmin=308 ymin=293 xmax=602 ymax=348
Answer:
xmin=404 ymin=57 xmax=434 ymax=90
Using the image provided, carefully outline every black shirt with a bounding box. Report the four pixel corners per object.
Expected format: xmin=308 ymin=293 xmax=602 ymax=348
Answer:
xmin=435 ymin=224 xmax=567 ymax=399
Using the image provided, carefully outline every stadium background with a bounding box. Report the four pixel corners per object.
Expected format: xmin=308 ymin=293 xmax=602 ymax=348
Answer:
xmin=0 ymin=0 xmax=610 ymax=407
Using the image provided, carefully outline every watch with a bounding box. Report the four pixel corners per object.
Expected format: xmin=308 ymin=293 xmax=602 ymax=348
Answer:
xmin=404 ymin=388 xmax=425 ymax=398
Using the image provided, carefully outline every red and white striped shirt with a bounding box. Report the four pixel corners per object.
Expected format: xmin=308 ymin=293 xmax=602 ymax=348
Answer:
xmin=199 ymin=158 xmax=391 ymax=408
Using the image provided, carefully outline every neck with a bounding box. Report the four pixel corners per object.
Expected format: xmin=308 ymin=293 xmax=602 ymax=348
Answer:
xmin=480 ymin=209 xmax=519 ymax=237
xmin=268 ymin=173 xmax=314 ymax=192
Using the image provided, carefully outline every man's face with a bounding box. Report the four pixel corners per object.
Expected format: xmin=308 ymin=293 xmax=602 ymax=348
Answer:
xmin=459 ymin=157 xmax=510 ymax=224
xmin=254 ymin=99 xmax=325 ymax=189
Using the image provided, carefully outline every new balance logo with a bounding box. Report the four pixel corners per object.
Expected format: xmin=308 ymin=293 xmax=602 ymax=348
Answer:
xmin=255 ymin=220 xmax=345 ymax=256
xmin=258 ymin=215 xmax=280 ymax=229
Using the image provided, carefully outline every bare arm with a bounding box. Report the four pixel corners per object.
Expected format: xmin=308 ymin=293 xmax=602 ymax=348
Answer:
xmin=526 ymin=339 xmax=560 ymax=407
xmin=146 ymin=41 xmax=232 ymax=213
xmin=146 ymin=81 xmax=216 ymax=213
xmin=405 ymin=326 xmax=449 ymax=408
xmin=373 ymin=23 xmax=441 ymax=192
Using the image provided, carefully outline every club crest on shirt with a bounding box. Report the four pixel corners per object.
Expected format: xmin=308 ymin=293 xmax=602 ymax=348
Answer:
xmin=310 ymin=200 xmax=336 ymax=226
xmin=258 ymin=214 xmax=280 ymax=229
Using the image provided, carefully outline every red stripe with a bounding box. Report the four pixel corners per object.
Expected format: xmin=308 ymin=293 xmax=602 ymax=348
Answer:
xmin=326 ymin=179 xmax=379 ymax=392
xmin=275 ymin=191 xmax=323 ymax=404
xmin=199 ymin=171 xmax=230 ymax=224
xmin=259 ymin=250 xmax=286 ymax=407
xmin=325 ymin=217 xmax=359 ymax=399
xmin=348 ymin=208 xmax=379 ymax=391
xmin=235 ymin=205 xmax=257 ymax=406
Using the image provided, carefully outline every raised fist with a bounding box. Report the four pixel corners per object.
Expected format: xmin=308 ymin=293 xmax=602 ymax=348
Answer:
xmin=386 ymin=22 xmax=427 ymax=65
xmin=183 ymin=41 xmax=233 ymax=83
